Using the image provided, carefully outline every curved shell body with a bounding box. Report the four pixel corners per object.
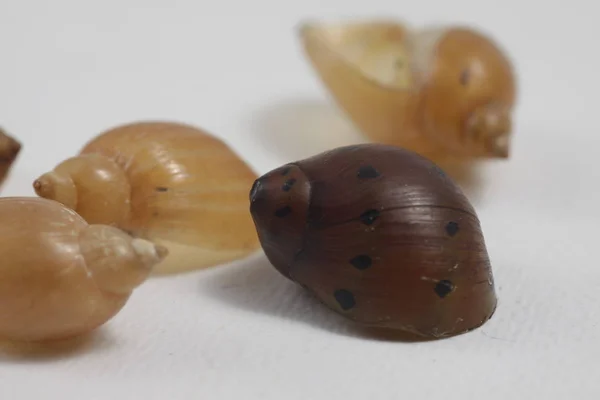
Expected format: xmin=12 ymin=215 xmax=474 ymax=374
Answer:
xmin=79 ymin=121 xmax=260 ymax=273
xmin=0 ymin=198 xmax=129 ymax=342
xmin=300 ymin=20 xmax=517 ymax=160
xmin=250 ymin=144 xmax=497 ymax=338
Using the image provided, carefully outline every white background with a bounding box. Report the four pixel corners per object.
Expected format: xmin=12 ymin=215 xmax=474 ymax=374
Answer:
xmin=1 ymin=0 xmax=599 ymax=399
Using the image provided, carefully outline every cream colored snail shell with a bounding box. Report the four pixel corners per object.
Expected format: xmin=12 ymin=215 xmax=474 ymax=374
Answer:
xmin=33 ymin=121 xmax=260 ymax=274
xmin=0 ymin=127 xmax=22 ymax=188
xmin=300 ymin=19 xmax=517 ymax=160
xmin=0 ymin=197 xmax=166 ymax=342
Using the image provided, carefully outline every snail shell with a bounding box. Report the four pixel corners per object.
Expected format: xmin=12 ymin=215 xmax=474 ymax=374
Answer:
xmin=0 ymin=197 xmax=166 ymax=342
xmin=33 ymin=121 xmax=260 ymax=274
xmin=249 ymin=144 xmax=497 ymax=339
xmin=300 ymin=20 xmax=516 ymax=160
xmin=0 ymin=127 xmax=22 ymax=188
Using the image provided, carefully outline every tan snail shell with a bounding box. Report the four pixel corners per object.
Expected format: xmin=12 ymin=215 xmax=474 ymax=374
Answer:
xmin=300 ymin=19 xmax=517 ymax=160
xmin=0 ymin=197 xmax=166 ymax=342
xmin=33 ymin=121 xmax=260 ymax=274
xmin=0 ymin=127 xmax=22 ymax=188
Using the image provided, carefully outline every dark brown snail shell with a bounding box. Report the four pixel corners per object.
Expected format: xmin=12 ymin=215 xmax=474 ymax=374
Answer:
xmin=0 ymin=128 xmax=21 ymax=189
xmin=249 ymin=144 xmax=497 ymax=339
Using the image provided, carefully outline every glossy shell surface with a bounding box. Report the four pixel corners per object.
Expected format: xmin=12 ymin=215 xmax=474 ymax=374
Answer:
xmin=250 ymin=144 xmax=497 ymax=338
xmin=80 ymin=121 xmax=261 ymax=273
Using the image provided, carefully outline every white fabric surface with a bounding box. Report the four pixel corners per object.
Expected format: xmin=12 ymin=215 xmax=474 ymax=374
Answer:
xmin=0 ymin=1 xmax=598 ymax=399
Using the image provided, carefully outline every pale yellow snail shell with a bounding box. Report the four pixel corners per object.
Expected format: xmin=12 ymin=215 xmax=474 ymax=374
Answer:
xmin=0 ymin=197 xmax=166 ymax=342
xmin=299 ymin=19 xmax=517 ymax=161
xmin=33 ymin=121 xmax=260 ymax=274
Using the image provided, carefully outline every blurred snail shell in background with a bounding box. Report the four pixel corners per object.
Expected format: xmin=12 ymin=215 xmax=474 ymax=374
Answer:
xmin=299 ymin=19 xmax=517 ymax=161
xmin=0 ymin=197 xmax=166 ymax=342
xmin=249 ymin=144 xmax=497 ymax=339
xmin=33 ymin=121 xmax=260 ymax=275
xmin=0 ymin=127 xmax=22 ymax=189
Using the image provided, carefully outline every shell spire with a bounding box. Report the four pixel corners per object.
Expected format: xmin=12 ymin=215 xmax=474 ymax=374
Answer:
xmin=250 ymin=144 xmax=497 ymax=339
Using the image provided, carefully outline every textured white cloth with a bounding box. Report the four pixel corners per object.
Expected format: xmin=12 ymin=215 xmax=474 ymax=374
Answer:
xmin=0 ymin=1 xmax=598 ymax=399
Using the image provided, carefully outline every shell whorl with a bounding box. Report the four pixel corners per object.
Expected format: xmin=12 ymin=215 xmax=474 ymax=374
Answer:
xmin=405 ymin=26 xmax=449 ymax=88
xmin=33 ymin=154 xmax=132 ymax=227
xmin=33 ymin=170 xmax=78 ymax=210
xmin=79 ymin=225 xmax=167 ymax=294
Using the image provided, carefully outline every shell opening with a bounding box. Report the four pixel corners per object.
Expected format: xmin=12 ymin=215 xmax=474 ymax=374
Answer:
xmin=300 ymin=19 xmax=449 ymax=90
xmin=404 ymin=26 xmax=448 ymax=88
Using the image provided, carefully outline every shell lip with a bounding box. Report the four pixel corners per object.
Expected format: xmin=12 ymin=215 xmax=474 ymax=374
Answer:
xmin=297 ymin=18 xmax=402 ymax=33
xmin=297 ymin=18 xmax=422 ymax=94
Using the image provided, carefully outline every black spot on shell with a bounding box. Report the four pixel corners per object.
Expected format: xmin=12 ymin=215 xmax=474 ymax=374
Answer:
xmin=281 ymin=166 xmax=291 ymax=176
xmin=155 ymin=187 xmax=169 ymax=192
xmin=357 ymin=166 xmax=380 ymax=179
xmin=274 ymin=206 xmax=292 ymax=218
xmin=434 ymin=280 xmax=454 ymax=298
xmin=360 ymin=209 xmax=380 ymax=225
xmin=282 ymin=178 xmax=296 ymax=192
xmin=349 ymin=255 xmax=372 ymax=270
xmin=334 ymin=289 xmax=356 ymax=310
xmin=446 ymin=221 xmax=459 ymax=236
